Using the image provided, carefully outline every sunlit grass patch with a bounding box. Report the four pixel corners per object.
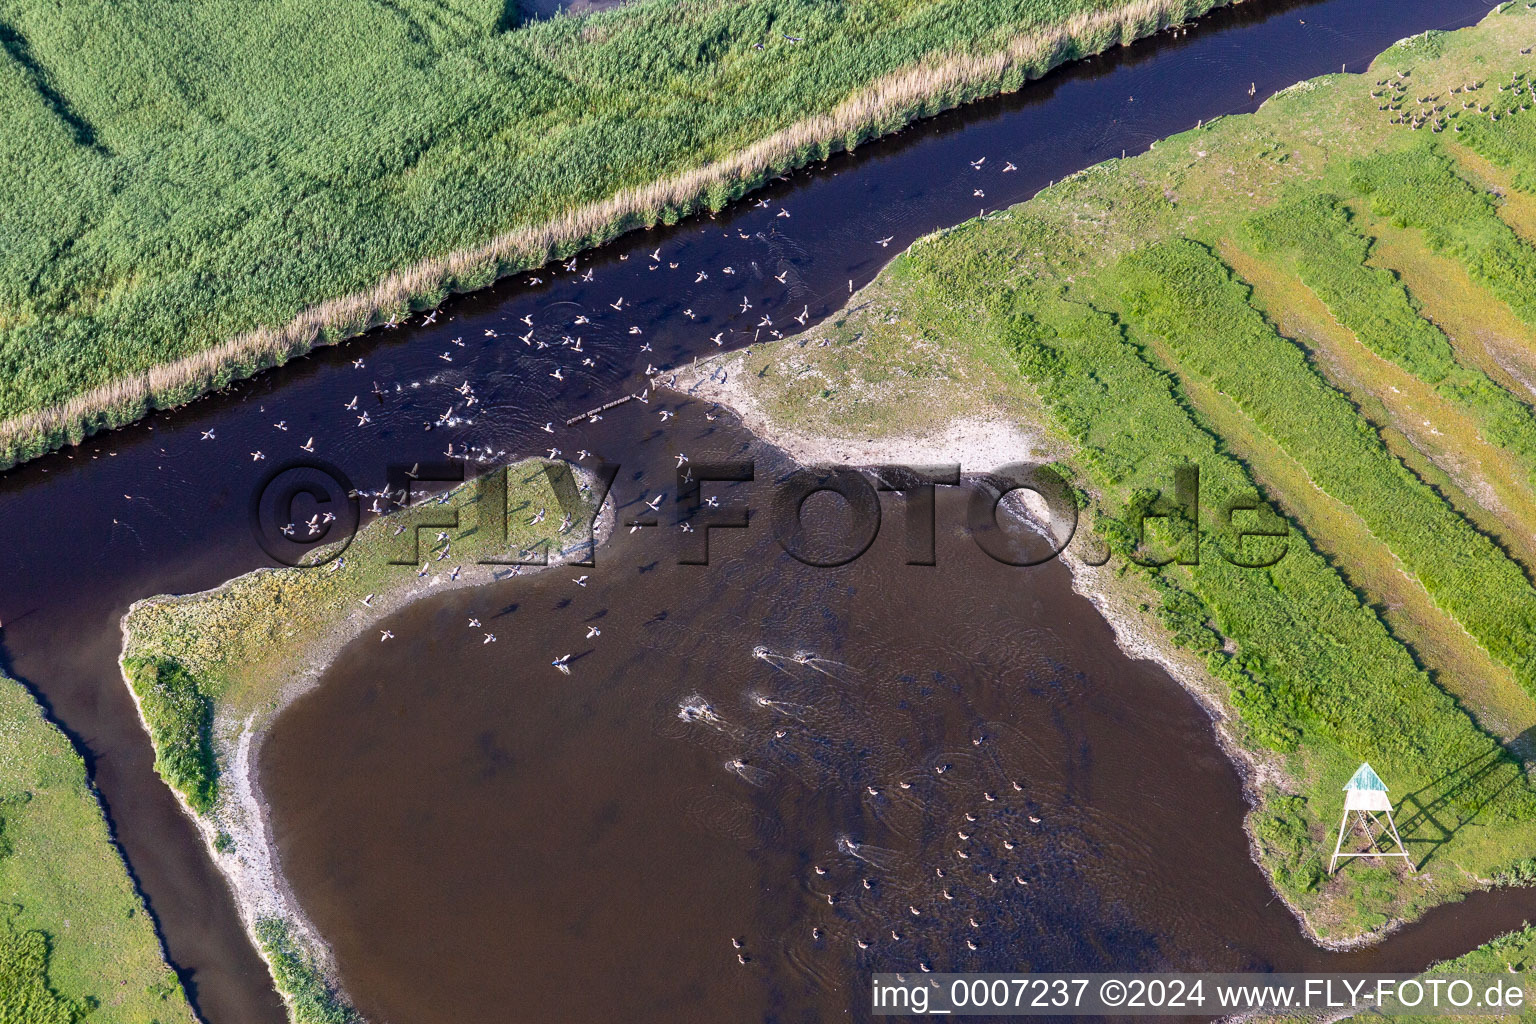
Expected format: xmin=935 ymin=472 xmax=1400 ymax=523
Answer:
xmin=0 ymin=672 xmax=196 ymax=1024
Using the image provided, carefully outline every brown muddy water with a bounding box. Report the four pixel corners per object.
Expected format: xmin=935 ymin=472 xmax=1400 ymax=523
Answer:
xmin=261 ymin=414 xmax=1536 ymax=1024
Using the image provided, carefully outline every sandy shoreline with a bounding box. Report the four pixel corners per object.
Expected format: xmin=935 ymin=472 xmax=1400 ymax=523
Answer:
xmin=118 ymin=473 xmax=615 ymax=1018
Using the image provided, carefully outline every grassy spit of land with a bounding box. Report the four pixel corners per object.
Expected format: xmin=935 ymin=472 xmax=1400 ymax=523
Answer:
xmin=0 ymin=670 xmax=197 ymax=1024
xmin=117 ymin=459 xmax=605 ymax=1024
xmin=676 ymin=3 xmax=1536 ymax=948
xmin=0 ymin=0 xmax=1232 ymax=471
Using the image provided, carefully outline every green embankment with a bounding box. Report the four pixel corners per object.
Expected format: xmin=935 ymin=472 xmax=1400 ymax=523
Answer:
xmin=0 ymin=0 xmax=1225 ymax=468
xmin=120 ymin=658 xmax=216 ymax=816
xmin=991 ymin=278 xmax=1524 ymax=805
xmin=1114 ymin=238 xmax=1536 ymax=698
xmin=1461 ymin=105 xmax=1536 ymax=194
xmin=255 ymin=919 xmax=359 ymax=1024
xmin=1243 ymin=193 xmax=1536 ymax=482
xmin=713 ymin=5 xmax=1536 ymax=940
xmin=0 ymin=671 xmax=196 ymax=1024
xmin=1352 ymin=145 xmax=1536 ymax=329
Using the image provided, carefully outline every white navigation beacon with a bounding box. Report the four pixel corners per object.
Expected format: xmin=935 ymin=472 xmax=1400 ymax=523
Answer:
xmin=1328 ymin=761 xmax=1414 ymax=873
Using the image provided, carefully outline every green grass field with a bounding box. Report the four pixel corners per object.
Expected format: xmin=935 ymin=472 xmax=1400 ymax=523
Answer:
xmin=0 ymin=671 xmax=196 ymax=1024
xmin=710 ymin=3 xmax=1536 ymax=941
xmin=0 ymin=0 xmax=1224 ymax=469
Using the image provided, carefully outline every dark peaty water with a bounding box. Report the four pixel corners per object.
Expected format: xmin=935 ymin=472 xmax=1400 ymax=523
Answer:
xmin=262 ymin=413 xmax=1536 ymax=1024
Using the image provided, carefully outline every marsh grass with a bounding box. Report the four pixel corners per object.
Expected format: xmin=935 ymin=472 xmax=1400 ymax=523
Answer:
xmin=0 ymin=672 xmax=196 ymax=1024
xmin=255 ymin=919 xmax=361 ymax=1024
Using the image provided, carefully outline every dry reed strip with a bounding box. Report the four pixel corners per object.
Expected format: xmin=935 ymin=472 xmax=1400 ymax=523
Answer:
xmin=0 ymin=0 xmax=1220 ymax=471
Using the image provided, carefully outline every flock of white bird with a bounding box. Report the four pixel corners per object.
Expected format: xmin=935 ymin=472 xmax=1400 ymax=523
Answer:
xmin=206 ymin=155 xmax=1029 ymax=684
